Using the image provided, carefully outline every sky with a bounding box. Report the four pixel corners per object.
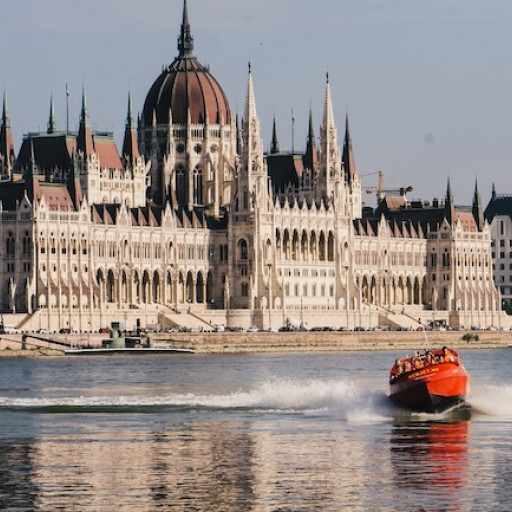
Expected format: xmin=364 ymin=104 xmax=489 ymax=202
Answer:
xmin=2 ymin=0 xmax=512 ymax=208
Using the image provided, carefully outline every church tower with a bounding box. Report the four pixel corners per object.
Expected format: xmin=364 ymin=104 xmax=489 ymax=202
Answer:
xmin=317 ymin=74 xmax=342 ymax=204
xmin=341 ymin=114 xmax=362 ymax=217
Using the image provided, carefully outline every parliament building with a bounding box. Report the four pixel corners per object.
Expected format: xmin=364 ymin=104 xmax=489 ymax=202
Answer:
xmin=0 ymin=1 xmax=505 ymax=333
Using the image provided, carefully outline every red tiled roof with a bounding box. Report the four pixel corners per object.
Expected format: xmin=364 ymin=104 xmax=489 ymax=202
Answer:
xmin=94 ymin=138 xmax=123 ymax=170
xmin=40 ymin=184 xmax=74 ymax=211
xmin=455 ymin=211 xmax=477 ymax=232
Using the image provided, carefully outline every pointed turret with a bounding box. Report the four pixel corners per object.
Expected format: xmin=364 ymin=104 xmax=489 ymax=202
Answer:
xmin=122 ymin=91 xmax=140 ymax=161
xmin=472 ymin=179 xmax=484 ymax=231
xmin=24 ymin=138 xmax=41 ymax=201
xmin=270 ymin=115 xmax=280 ymax=154
xmin=304 ymin=107 xmax=318 ymax=171
xmin=444 ymin=177 xmax=454 ymax=224
xmin=244 ymin=62 xmax=258 ymax=127
xmin=238 ymin=62 xmax=265 ymax=212
xmin=322 ymin=73 xmax=336 ymax=140
xmin=47 ymin=95 xmax=57 ymax=134
xmin=0 ymin=91 xmax=16 ymax=176
xmin=318 ymin=73 xmax=341 ymax=201
xmin=242 ymin=62 xmax=264 ymax=170
xmin=77 ymin=85 xmax=94 ymax=156
xmin=342 ymin=113 xmax=356 ymax=184
xmin=177 ymin=0 xmax=194 ymax=58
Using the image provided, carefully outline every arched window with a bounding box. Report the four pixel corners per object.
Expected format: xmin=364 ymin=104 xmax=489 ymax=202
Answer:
xmin=238 ymin=239 xmax=248 ymax=260
xmin=327 ymin=232 xmax=335 ymax=261
xmin=243 ymin=188 xmax=248 ymax=210
xmin=6 ymin=231 xmax=14 ymax=257
xmin=193 ymin=166 xmax=203 ymax=204
xmin=22 ymin=231 xmax=31 ymax=256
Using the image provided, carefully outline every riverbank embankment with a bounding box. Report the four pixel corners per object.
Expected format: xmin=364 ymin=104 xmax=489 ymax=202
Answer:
xmin=0 ymin=330 xmax=510 ymax=357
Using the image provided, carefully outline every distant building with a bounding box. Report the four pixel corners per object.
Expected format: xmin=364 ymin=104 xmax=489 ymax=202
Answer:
xmin=485 ymin=184 xmax=512 ymax=307
xmin=0 ymin=0 xmax=505 ymax=332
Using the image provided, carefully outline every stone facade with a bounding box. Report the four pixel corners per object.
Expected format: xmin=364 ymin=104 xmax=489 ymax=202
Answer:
xmin=485 ymin=186 xmax=512 ymax=307
xmin=0 ymin=1 xmax=506 ymax=333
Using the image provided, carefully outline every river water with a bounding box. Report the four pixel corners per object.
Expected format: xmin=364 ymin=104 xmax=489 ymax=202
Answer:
xmin=0 ymin=348 xmax=511 ymax=511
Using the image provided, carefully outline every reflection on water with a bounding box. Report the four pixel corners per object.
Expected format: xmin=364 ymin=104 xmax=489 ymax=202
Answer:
xmin=0 ymin=418 xmax=393 ymax=511
xmin=0 ymin=424 xmax=259 ymax=511
xmin=0 ymin=351 xmax=511 ymax=510
xmin=391 ymin=420 xmax=469 ymax=508
xmin=0 ymin=416 xmax=489 ymax=512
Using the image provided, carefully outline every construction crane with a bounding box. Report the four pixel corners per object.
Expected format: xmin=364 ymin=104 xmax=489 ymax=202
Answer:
xmin=362 ymin=170 xmax=413 ymax=203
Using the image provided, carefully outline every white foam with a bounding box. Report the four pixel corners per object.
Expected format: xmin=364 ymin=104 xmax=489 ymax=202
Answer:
xmin=0 ymin=378 xmax=388 ymax=419
xmin=468 ymin=382 xmax=512 ymax=418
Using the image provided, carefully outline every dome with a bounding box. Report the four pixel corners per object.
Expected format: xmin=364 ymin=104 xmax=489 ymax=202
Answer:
xmin=141 ymin=2 xmax=231 ymax=127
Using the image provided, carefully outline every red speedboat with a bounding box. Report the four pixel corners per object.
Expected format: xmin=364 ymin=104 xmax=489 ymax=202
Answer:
xmin=389 ymin=347 xmax=470 ymax=413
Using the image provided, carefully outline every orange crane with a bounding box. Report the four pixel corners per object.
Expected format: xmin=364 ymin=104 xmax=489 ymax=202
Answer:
xmin=362 ymin=170 xmax=413 ymax=203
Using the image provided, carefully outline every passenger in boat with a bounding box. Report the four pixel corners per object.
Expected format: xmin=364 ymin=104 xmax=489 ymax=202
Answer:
xmin=442 ymin=346 xmax=455 ymax=363
xmin=425 ymin=350 xmax=433 ymax=365
xmin=412 ymin=351 xmax=424 ymax=369
xmin=390 ymin=360 xmax=402 ymax=381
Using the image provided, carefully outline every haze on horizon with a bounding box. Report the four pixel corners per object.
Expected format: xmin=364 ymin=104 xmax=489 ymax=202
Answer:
xmin=2 ymin=0 xmax=512 ymax=208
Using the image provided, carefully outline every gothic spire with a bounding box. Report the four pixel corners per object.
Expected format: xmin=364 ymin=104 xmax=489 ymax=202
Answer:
xmin=472 ymin=179 xmax=484 ymax=231
xmin=241 ymin=62 xmax=264 ymax=180
xmin=77 ymin=84 xmax=94 ymax=156
xmin=445 ymin=176 xmax=453 ymax=204
xmin=444 ymin=177 xmax=454 ymax=224
xmin=342 ymin=113 xmax=356 ymax=184
xmin=321 ymin=72 xmax=339 ymax=161
xmin=304 ymin=107 xmax=318 ymax=172
xmin=244 ymin=62 xmax=258 ymax=124
xmin=47 ymin=95 xmax=57 ymax=134
xmin=80 ymin=84 xmax=89 ymax=126
xmin=2 ymin=91 xmax=10 ymax=129
xmin=122 ymin=91 xmax=140 ymax=161
xmin=178 ymin=0 xmax=194 ymax=58
xmin=319 ymin=71 xmax=341 ymax=200
xmin=308 ymin=106 xmax=315 ymax=148
xmin=270 ymin=115 xmax=279 ymax=154
xmin=23 ymin=137 xmax=41 ymax=201
xmin=322 ymin=72 xmax=336 ymax=138
xmin=0 ymin=91 xmax=15 ymax=172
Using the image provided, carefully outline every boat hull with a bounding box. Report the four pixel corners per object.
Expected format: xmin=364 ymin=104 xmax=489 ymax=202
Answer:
xmin=389 ymin=361 xmax=469 ymax=413
xmin=64 ymin=347 xmax=194 ymax=355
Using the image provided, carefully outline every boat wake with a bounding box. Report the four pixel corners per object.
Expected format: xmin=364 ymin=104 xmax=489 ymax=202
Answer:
xmin=467 ymin=382 xmax=512 ymax=418
xmin=1 ymin=379 xmax=510 ymax=420
xmin=0 ymin=378 xmax=391 ymax=419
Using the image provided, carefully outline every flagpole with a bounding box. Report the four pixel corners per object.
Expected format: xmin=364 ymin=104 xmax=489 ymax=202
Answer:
xmin=66 ymin=83 xmax=70 ymax=134
xmin=291 ymin=108 xmax=295 ymax=155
